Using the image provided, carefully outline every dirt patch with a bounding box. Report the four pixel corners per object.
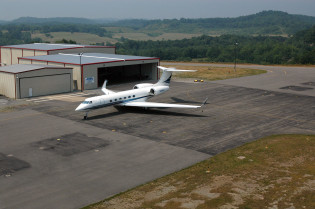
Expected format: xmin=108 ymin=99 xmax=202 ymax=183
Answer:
xmin=211 ymin=175 xmax=234 ymax=189
xmin=193 ymin=186 xmax=220 ymax=199
xmin=144 ymin=185 xmax=177 ymax=201
xmin=278 ymin=156 xmax=306 ymax=168
xmin=156 ymin=197 xmax=204 ymax=208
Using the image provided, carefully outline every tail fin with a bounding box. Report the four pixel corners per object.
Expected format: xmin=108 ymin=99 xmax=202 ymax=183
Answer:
xmin=155 ymin=66 xmax=196 ymax=86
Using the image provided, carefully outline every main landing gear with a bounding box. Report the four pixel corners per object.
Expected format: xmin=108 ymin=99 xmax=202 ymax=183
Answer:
xmin=83 ymin=112 xmax=89 ymax=120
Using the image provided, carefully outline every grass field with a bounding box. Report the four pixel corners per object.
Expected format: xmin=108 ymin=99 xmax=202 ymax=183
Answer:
xmin=0 ymin=103 xmax=32 ymax=112
xmin=32 ymin=32 xmax=202 ymax=44
xmin=163 ymin=65 xmax=266 ymax=81
xmin=31 ymin=30 xmax=288 ymax=45
xmin=103 ymin=27 xmax=137 ymax=33
xmin=113 ymin=33 xmax=201 ymax=41
xmin=32 ymin=32 xmax=117 ymax=44
xmin=85 ymin=134 xmax=315 ymax=209
xmin=0 ymin=106 xmax=16 ymax=112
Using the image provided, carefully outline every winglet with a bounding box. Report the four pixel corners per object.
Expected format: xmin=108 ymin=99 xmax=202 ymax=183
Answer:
xmin=201 ymin=97 xmax=208 ymax=107
xmin=101 ymin=80 xmax=115 ymax=95
xmin=102 ymin=80 xmax=108 ymax=90
xmin=101 ymin=80 xmax=108 ymax=94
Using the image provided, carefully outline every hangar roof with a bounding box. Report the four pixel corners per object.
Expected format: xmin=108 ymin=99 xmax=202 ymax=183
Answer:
xmin=1 ymin=43 xmax=114 ymax=51
xmin=19 ymin=53 xmax=159 ymax=66
xmin=0 ymin=64 xmax=72 ymax=74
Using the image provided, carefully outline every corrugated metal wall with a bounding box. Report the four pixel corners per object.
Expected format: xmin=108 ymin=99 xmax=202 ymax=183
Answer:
xmin=11 ymin=48 xmax=22 ymax=65
xmin=0 ymin=72 xmax=15 ymax=98
xmin=1 ymin=48 xmax=11 ymax=66
xmin=19 ymin=74 xmax=71 ymax=98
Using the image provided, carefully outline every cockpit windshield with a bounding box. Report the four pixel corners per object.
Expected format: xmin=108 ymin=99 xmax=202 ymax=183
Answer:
xmin=82 ymin=101 xmax=92 ymax=104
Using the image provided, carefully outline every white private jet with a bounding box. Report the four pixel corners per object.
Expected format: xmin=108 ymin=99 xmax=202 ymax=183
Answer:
xmin=75 ymin=66 xmax=207 ymax=119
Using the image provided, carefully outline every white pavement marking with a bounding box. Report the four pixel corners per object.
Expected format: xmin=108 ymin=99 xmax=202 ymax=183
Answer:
xmin=34 ymin=100 xmax=51 ymax=103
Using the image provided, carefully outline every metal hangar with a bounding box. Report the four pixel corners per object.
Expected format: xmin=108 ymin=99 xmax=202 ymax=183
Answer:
xmin=18 ymin=53 xmax=160 ymax=91
xmin=0 ymin=43 xmax=159 ymax=98
xmin=0 ymin=64 xmax=73 ymax=99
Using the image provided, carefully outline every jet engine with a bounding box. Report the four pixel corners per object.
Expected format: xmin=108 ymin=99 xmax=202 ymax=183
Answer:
xmin=149 ymin=86 xmax=169 ymax=95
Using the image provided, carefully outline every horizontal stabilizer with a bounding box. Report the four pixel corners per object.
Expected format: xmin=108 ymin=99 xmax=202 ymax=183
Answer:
xmin=155 ymin=66 xmax=197 ymax=86
xmin=158 ymin=66 xmax=196 ymax=72
xmin=201 ymin=97 xmax=208 ymax=107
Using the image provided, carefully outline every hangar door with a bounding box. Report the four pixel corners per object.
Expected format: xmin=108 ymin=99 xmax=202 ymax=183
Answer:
xmin=98 ymin=64 xmax=149 ymax=86
xmin=19 ymin=74 xmax=71 ymax=98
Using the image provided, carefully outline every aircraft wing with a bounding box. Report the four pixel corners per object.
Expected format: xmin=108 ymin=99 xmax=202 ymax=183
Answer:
xmin=119 ymin=101 xmax=201 ymax=109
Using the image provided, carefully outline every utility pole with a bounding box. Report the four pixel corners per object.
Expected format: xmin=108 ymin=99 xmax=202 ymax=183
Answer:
xmin=79 ymin=53 xmax=83 ymax=92
xmin=79 ymin=52 xmax=83 ymax=65
xmin=234 ymin=42 xmax=238 ymax=72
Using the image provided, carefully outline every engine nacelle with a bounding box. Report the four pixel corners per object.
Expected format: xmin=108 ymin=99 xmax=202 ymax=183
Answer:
xmin=149 ymin=86 xmax=169 ymax=96
xmin=133 ymin=83 xmax=154 ymax=89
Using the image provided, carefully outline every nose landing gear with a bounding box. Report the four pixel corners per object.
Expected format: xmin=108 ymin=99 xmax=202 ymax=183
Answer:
xmin=83 ymin=112 xmax=89 ymax=120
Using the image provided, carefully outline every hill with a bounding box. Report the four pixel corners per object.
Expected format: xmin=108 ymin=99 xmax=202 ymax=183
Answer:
xmin=116 ymin=25 xmax=315 ymax=64
xmin=9 ymin=17 xmax=118 ymax=25
xmin=0 ymin=11 xmax=314 ymax=64
xmin=0 ymin=20 xmax=7 ymax=25
xmin=2 ymin=11 xmax=315 ymax=36
xmin=109 ymin=11 xmax=315 ymax=35
xmin=11 ymin=17 xmax=97 ymax=25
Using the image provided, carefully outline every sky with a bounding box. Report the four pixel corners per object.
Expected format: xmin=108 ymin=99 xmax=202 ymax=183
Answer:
xmin=0 ymin=0 xmax=314 ymax=20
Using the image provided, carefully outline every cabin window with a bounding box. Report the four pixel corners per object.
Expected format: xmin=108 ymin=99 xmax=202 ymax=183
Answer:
xmin=133 ymin=95 xmax=135 ymax=97
xmin=128 ymin=96 xmax=131 ymax=98
xmin=82 ymin=101 xmax=92 ymax=104
xmin=115 ymin=99 xmax=117 ymax=101
xmin=110 ymin=100 xmax=112 ymax=102
xmin=124 ymin=97 xmax=126 ymax=99
xmin=119 ymin=98 xmax=122 ymax=100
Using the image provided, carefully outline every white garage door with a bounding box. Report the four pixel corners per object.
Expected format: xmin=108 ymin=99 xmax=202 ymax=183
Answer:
xmin=19 ymin=74 xmax=71 ymax=98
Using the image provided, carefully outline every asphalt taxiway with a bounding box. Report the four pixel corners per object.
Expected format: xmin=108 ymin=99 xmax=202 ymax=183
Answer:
xmin=0 ymin=64 xmax=314 ymax=209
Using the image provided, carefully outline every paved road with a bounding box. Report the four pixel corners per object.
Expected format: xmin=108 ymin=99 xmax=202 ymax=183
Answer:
xmin=0 ymin=64 xmax=314 ymax=209
xmin=162 ymin=62 xmax=315 ymax=97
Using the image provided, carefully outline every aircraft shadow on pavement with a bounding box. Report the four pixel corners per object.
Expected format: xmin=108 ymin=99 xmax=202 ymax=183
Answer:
xmin=170 ymin=97 xmax=205 ymax=104
xmin=86 ymin=106 xmax=207 ymax=120
xmin=83 ymin=111 xmax=123 ymax=120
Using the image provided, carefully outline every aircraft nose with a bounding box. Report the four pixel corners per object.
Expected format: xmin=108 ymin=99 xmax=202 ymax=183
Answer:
xmin=75 ymin=104 xmax=83 ymax=111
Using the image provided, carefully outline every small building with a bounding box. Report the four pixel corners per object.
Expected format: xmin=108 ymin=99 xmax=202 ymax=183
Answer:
xmin=0 ymin=64 xmax=73 ymax=99
xmin=0 ymin=43 xmax=115 ymax=66
xmin=19 ymin=53 xmax=159 ymax=91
